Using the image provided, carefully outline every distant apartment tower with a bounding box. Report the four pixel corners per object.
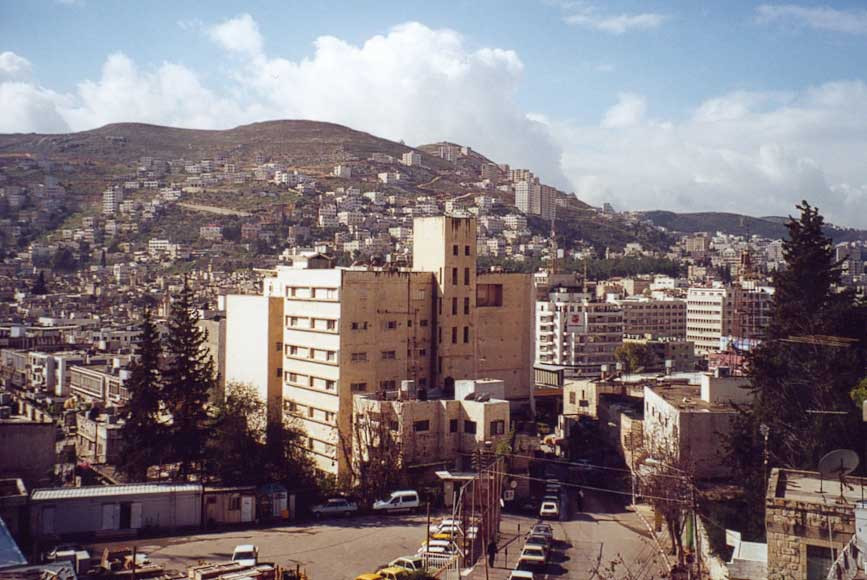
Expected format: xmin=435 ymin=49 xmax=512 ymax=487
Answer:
xmin=401 ymin=151 xmax=422 ymax=167
xmin=226 ymin=216 xmax=533 ymax=478
xmin=616 ymin=297 xmax=687 ymax=339
xmin=102 ymin=188 xmax=123 ymax=215
xmin=515 ymin=179 xmax=555 ymax=220
xmin=686 ymin=284 xmax=773 ymax=355
xmin=332 ymin=164 xmax=352 ymax=179
xmin=536 ymin=285 xmax=623 ymax=377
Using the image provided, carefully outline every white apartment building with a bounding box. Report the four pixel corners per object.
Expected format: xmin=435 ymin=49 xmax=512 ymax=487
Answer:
xmin=102 ymin=188 xmax=123 ymax=215
xmin=515 ymin=180 xmax=555 ymax=220
xmin=318 ymin=205 xmax=338 ymax=228
xmin=536 ymin=286 xmax=624 ymax=378
xmin=333 ymin=164 xmax=352 ymax=179
xmin=401 ymin=151 xmax=422 ymax=167
xmin=686 ymin=286 xmax=734 ymax=355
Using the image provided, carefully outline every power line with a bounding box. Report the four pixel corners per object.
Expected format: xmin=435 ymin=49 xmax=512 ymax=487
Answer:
xmin=472 ymin=450 xmax=688 ymax=481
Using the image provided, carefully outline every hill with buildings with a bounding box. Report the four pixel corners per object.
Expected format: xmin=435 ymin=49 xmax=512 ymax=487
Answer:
xmin=641 ymin=210 xmax=867 ymax=242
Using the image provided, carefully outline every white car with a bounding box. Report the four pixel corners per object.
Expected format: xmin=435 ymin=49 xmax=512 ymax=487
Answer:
xmin=311 ymin=497 xmax=359 ymax=518
xmin=373 ymin=490 xmax=420 ymax=513
xmin=509 ymin=571 xmax=537 ymax=580
xmin=539 ymin=501 xmax=560 ymax=519
xmin=529 ymin=523 xmax=554 ymax=541
xmin=231 ymin=544 xmax=258 ymax=567
xmin=417 ymin=540 xmax=458 ymax=555
xmin=389 ymin=556 xmax=425 ymax=572
xmin=517 ymin=546 xmax=547 ymax=569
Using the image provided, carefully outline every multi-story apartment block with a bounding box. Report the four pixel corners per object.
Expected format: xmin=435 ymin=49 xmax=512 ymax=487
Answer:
xmin=226 ymin=216 xmax=533 ymax=479
xmin=401 ymin=151 xmax=422 ymax=167
xmin=536 ymin=286 xmax=623 ymax=378
xmin=102 ymin=188 xmax=123 ymax=216
xmin=515 ymin=180 xmax=555 ymax=220
xmin=616 ymin=296 xmax=687 ymax=339
xmin=687 ymin=283 xmax=773 ymax=355
xmin=199 ymin=224 xmax=223 ymax=242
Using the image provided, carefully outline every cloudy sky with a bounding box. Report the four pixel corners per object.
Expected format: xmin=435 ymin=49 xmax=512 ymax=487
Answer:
xmin=2 ymin=1 xmax=867 ymax=226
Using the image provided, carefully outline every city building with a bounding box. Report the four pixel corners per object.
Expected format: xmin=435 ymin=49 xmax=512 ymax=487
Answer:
xmin=686 ymin=284 xmax=773 ymax=355
xmin=401 ymin=152 xmax=422 ymax=167
xmin=226 ymin=216 xmax=533 ymax=479
xmin=0 ymin=413 xmax=56 ymax=487
xmin=616 ymin=296 xmax=687 ymax=339
xmin=102 ymin=188 xmax=123 ymax=216
xmin=536 ymin=285 xmax=623 ymax=378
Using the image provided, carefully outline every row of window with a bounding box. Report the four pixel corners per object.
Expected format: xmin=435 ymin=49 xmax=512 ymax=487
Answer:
xmin=286 ymin=316 xmax=337 ymax=331
xmin=286 ymin=344 xmax=338 ymax=363
xmin=350 ymin=319 xmax=430 ymax=330
xmin=437 ymin=326 xmax=471 ymax=344
xmin=452 ymin=244 xmax=472 ymax=256
xmin=284 ymin=371 xmax=336 ymax=391
xmin=285 ymin=286 xmax=339 ymax=300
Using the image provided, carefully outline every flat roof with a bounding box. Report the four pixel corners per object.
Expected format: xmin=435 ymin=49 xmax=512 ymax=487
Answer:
xmin=31 ymin=483 xmax=200 ymax=501
xmin=772 ymin=469 xmax=867 ymax=505
xmin=648 ymin=384 xmax=735 ymax=413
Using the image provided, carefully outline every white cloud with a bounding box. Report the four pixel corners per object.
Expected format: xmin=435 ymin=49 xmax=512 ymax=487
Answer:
xmin=756 ymin=4 xmax=867 ymax=35
xmin=557 ymin=81 xmax=867 ymax=227
xmin=208 ymin=13 xmax=264 ymax=58
xmin=0 ymin=51 xmax=32 ymax=81
xmin=562 ymin=5 xmax=666 ymax=34
xmin=600 ymin=93 xmax=646 ymax=128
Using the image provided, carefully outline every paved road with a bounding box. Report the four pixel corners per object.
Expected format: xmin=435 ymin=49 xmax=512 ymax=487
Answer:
xmin=177 ymin=203 xmax=251 ymax=216
xmin=91 ymin=513 xmax=435 ymax=580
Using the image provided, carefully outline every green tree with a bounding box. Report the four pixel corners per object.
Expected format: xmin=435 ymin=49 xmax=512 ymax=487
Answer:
xmin=727 ymin=201 xmax=867 ymax=535
xmin=615 ymin=342 xmax=659 ymax=373
xmin=119 ymin=306 xmax=165 ymax=480
xmin=162 ymin=277 xmax=216 ymax=480
xmin=851 ymin=377 xmax=867 ymax=411
xmin=51 ymin=247 xmax=77 ymax=272
xmin=31 ymin=271 xmax=48 ymax=295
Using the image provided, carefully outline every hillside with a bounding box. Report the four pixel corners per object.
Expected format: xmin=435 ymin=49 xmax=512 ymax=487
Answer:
xmin=641 ymin=210 xmax=867 ymax=242
xmin=0 ymin=120 xmax=447 ymax=169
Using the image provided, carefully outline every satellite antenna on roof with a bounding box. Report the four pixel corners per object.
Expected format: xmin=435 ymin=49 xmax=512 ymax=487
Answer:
xmin=817 ymin=449 xmax=859 ymax=501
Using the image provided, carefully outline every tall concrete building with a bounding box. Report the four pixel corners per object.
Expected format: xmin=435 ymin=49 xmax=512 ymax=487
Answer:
xmin=615 ymin=296 xmax=687 ymax=339
xmin=225 ymin=216 xmax=533 ymax=478
xmin=536 ymin=284 xmax=623 ymax=378
xmin=102 ymin=187 xmax=123 ymax=216
xmin=515 ymin=179 xmax=555 ymax=220
xmin=686 ymin=283 xmax=773 ymax=355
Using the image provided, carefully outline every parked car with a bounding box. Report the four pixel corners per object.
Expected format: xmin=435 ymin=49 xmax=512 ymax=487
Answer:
xmin=541 ymin=494 xmax=560 ymax=504
xmin=539 ymin=501 xmax=560 ymax=520
xmin=417 ymin=540 xmax=458 ymax=555
xmin=388 ymin=556 xmax=425 ymax=572
xmin=517 ymin=546 xmax=547 ymax=570
xmin=354 ymin=574 xmax=383 ymax=580
xmin=524 ymin=534 xmax=550 ymax=553
xmin=529 ymin=523 xmax=554 ymax=541
xmin=231 ymin=545 xmax=258 ymax=567
xmin=311 ymin=497 xmax=359 ymax=518
xmin=509 ymin=570 xmax=537 ymax=580
xmin=373 ymin=490 xmax=420 ymax=513
xmin=375 ymin=567 xmax=409 ymax=580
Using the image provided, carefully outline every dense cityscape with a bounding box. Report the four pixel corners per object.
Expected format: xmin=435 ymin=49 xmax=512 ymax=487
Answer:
xmin=2 ymin=3 xmax=867 ymax=580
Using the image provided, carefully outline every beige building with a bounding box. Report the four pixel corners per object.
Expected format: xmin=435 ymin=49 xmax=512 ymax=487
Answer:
xmin=766 ymin=469 xmax=867 ymax=580
xmin=353 ymin=390 xmax=510 ymax=470
xmin=687 ymin=284 xmax=773 ymax=355
xmin=616 ymin=297 xmax=687 ymax=339
xmin=226 ymin=216 xmax=533 ymax=479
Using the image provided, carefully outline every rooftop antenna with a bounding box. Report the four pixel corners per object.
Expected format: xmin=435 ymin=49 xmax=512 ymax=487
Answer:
xmin=818 ymin=449 xmax=859 ymax=501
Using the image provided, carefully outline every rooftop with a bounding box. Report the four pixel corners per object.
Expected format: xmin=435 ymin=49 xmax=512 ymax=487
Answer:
xmin=648 ymin=383 xmax=737 ymax=413
xmin=770 ymin=469 xmax=867 ymax=506
xmin=31 ymin=483 xmax=200 ymax=502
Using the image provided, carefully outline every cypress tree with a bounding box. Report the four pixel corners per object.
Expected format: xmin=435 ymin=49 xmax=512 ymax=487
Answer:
xmin=162 ymin=277 xmax=216 ymax=480
xmin=32 ymin=271 xmax=48 ymax=295
xmin=119 ymin=306 xmax=164 ymax=480
xmin=728 ymin=201 xmax=867 ymax=534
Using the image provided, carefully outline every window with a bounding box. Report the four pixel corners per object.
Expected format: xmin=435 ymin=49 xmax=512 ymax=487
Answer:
xmin=465 ymin=245 xmax=470 ymax=256
xmin=325 ymin=380 xmax=335 ymax=390
xmin=307 ymin=407 xmax=315 ymax=418
xmin=326 ymin=320 xmax=336 ymax=331
xmin=381 ymin=350 xmax=396 ymax=360
xmin=451 ymin=327 xmax=457 ymax=344
xmin=389 ymin=420 xmax=399 ymax=431
xmin=477 ymin=283 xmax=503 ymax=307
xmin=452 ymin=297 xmax=458 ymax=315
xmin=569 ymin=392 xmax=576 ymax=405
xmin=407 ymin=319 xmax=413 ymax=327
xmin=490 ymin=420 xmax=505 ymax=435
xmin=275 ymin=367 xmax=282 ymax=378
xmin=288 ymin=372 xmax=298 ymax=383
xmin=438 ymin=327 xmax=442 ymax=344
xmin=464 ymin=420 xmax=477 ymax=434
xmin=351 ymin=321 xmax=368 ymax=330
xmin=413 ymin=420 xmax=430 ymax=432
xmin=325 ymin=411 xmax=335 ymax=423
xmin=351 ymin=352 xmax=367 ymax=362
xmin=452 ymin=267 xmax=458 ymax=285
xmin=350 ymin=382 xmax=367 ymax=392
xmin=229 ymin=496 xmax=241 ymax=510
xmin=464 ymin=297 xmax=470 ymax=315
xmin=380 ymin=380 xmax=397 ymax=390
xmin=385 ymin=320 xmax=397 ymax=329
xmin=420 ymin=319 xmax=428 ymax=327
xmin=438 ymin=298 xmax=442 ymax=315
xmin=453 ymin=244 xmax=458 ymax=256
xmin=275 ymin=341 xmax=282 ymax=352
xmin=464 ymin=267 xmax=470 ymax=285
xmin=419 ymin=348 xmax=426 ymax=357
xmin=449 ymin=419 xmax=458 ymax=433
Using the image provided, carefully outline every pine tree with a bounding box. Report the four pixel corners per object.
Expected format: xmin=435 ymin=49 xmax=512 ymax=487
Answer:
xmin=32 ymin=271 xmax=48 ymax=295
xmin=119 ymin=306 xmax=164 ymax=480
xmin=727 ymin=201 xmax=867 ymax=534
xmin=162 ymin=277 xmax=216 ymax=480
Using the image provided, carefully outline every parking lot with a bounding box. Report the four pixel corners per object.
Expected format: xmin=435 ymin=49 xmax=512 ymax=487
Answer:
xmin=91 ymin=513 xmax=436 ymax=580
xmin=86 ymin=486 xmax=664 ymax=580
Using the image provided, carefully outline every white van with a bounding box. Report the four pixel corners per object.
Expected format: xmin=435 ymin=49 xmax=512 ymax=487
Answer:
xmin=373 ymin=490 xmax=420 ymax=513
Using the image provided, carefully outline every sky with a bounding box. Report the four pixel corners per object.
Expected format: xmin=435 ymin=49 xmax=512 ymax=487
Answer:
xmin=2 ymin=1 xmax=867 ymax=227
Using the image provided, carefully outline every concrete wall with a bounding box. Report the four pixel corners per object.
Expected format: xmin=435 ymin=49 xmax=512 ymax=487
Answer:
xmin=0 ymin=419 xmax=55 ymax=487
xmin=700 ymin=374 xmax=752 ymax=405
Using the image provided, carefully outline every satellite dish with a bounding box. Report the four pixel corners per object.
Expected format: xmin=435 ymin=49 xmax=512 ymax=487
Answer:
xmin=818 ymin=449 xmax=859 ymax=478
xmin=818 ymin=449 xmax=859 ymax=499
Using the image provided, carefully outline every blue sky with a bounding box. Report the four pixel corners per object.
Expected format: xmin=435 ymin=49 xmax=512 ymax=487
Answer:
xmin=3 ymin=0 xmax=867 ymax=225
